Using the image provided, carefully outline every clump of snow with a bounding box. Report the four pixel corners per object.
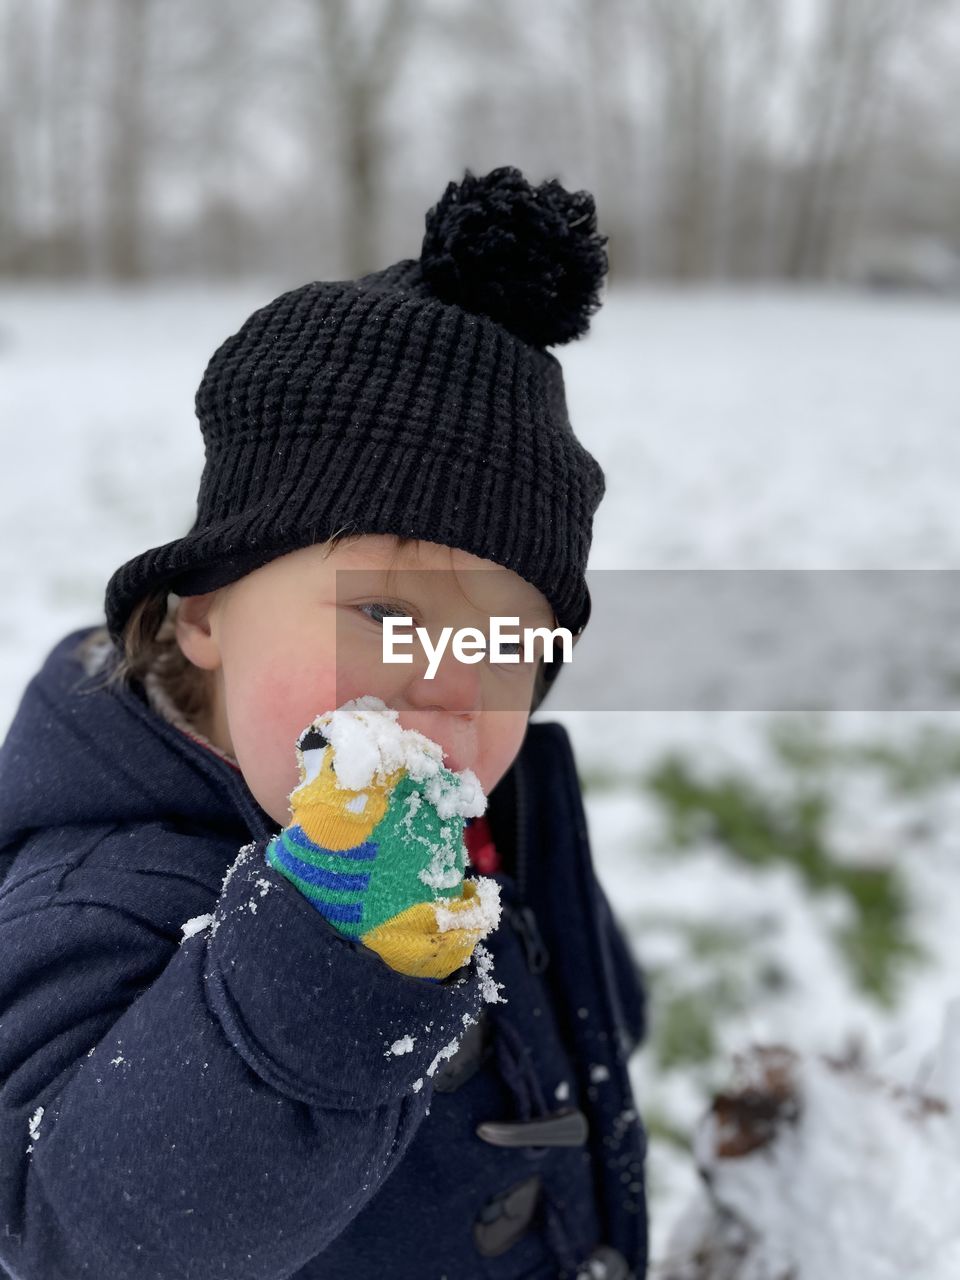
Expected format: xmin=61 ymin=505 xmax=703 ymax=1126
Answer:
xmin=424 ymin=770 xmax=485 ymax=821
xmin=387 ymin=1035 xmax=415 ymax=1057
xmin=294 ymin=695 xmax=486 ymax=820
xmin=405 ymin=793 xmax=464 ymax=892
xmin=381 ymin=951 xmax=505 ymax=1090
xmin=555 ymin=1080 xmax=570 ymax=1101
xmin=220 ymin=842 xmax=257 ymax=894
xmin=426 ymin=1036 xmax=463 ymax=1078
xmin=180 ymin=913 xmax=214 ymax=941
xmin=27 ymin=1106 xmax=43 ymax=1142
xmin=434 ymin=875 xmax=502 ymax=936
xmin=206 ymin=842 xmax=263 ymax=938
xmin=665 ymin=1013 xmax=960 ymax=1280
xmin=473 ymin=942 xmax=507 ymax=1006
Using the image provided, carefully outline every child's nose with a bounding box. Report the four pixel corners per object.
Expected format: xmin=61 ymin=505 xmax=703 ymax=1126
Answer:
xmin=408 ymin=647 xmax=483 ymax=719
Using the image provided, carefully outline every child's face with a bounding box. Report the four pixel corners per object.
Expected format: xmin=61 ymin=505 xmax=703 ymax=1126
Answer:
xmin=175 ymin=535 xmax=554 ymax=829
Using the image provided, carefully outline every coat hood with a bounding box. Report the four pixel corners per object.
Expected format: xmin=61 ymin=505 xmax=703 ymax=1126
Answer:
xmin=0 ymin=627 xmax=275 ymax=869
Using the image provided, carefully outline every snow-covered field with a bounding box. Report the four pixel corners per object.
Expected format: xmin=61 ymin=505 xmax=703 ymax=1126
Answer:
xmin=3 ymin=283 xmax=960 ymax=1273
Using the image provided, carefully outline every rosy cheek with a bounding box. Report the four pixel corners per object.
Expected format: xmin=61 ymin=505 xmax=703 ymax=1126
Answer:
xmin=329 ymin=652 xmax=410 ymax=708
xmin=232 ymin=666 xmax=331 ymax=800
xmin=333 ymin=647 xmax=385 ymax=699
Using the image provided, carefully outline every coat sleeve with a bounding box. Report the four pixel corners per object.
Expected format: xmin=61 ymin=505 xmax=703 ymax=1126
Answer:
xmin=0 ymin=824 xmax=492 ymax=1280
xmin=593 ymin=874 xmax=647 ymax=1058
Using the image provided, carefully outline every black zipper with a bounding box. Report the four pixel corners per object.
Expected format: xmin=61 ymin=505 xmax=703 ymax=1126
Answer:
xmin=510 ymin=904 xmax=551 ymax=973
xmin=513 ymin=750 xmax=529 ymax=899
xmin=509 ymin=751 xmax=551 ymax=974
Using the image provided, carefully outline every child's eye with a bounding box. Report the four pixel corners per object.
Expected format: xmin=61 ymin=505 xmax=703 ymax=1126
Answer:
xmin=493 ymin=642 xmax=523 ymax=658
xmin=357 ymin=601 xmax=414 ymax=627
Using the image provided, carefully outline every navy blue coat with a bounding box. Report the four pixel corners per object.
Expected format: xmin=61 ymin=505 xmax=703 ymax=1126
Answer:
xmin=0 ymin=627 xmax=648 ymax=1279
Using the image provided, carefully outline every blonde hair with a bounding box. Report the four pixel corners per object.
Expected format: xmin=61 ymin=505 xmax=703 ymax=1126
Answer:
xmin=74 ymin=533 xmax=553 ymax=718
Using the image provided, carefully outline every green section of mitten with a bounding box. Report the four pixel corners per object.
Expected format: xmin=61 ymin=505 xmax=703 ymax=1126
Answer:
xmin=358 ymin=772 xmax=467 ymax=936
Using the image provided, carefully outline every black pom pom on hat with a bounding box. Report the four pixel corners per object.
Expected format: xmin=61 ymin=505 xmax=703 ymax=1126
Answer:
xmin=419 ymin=165 xmax=608 ymax=348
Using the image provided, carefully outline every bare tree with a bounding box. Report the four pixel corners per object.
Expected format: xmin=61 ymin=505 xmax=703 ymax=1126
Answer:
xmin=48 ymin=0 xmax=97 ymax=274
xmin=102 ymin=0 xmax=150 ymax=278
xmin=308 ymin=0 xmax=416 ymax=275
xmin=710 ymin=0 xmax=788 ymax=278
xmin=778 ymin=0 xmax=947 ymax=278
xmin=640 ymin=0 xmax=727 ymax=279
xmin=1 ymin=0 xmax=42 ymax=274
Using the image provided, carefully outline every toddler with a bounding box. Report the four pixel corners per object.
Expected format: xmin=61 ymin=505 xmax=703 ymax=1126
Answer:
xmin=0 ymin=167 xmax=648 ymax=1279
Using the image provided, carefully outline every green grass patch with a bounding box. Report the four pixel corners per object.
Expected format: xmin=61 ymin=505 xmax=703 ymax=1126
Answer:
xmin=643 ymin=741 xmax=924 ymax=1005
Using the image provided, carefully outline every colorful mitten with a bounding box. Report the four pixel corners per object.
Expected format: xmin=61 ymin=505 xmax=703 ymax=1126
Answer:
xmin=265 ymin=695 xmax=502 ymax=980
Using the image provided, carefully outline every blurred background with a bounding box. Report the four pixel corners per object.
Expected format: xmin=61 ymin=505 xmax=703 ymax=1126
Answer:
xmin=3 ymin=0 xmax=960 ymax=285
xmin=3 ymin=0 xmax=960 ymax=1273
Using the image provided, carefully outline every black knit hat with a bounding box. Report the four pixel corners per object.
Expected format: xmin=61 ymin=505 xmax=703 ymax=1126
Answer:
xmin=104 ymin=166 xmax=608 ymax=651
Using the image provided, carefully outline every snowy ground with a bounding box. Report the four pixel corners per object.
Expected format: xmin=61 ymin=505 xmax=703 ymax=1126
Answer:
xmin=2 ymin=282 xmax=960 ymax=1271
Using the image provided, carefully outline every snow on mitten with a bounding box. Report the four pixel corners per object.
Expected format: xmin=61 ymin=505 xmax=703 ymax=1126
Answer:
xmin=265 ymin=695 xmax=502 ymax=981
